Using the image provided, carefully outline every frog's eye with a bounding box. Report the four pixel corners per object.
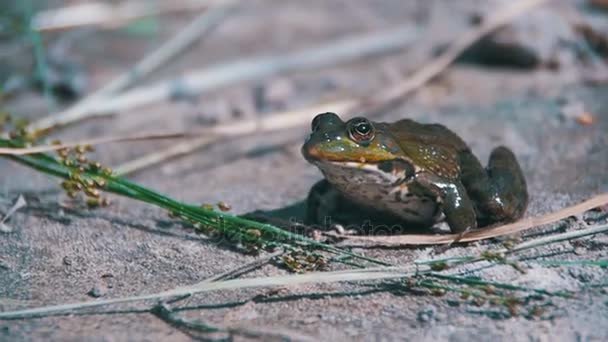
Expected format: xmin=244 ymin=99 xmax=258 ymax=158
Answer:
xmin=348 ymin=117 xmax=375 ymax=144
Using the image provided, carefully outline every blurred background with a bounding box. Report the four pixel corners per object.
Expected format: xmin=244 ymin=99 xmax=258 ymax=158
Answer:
xmin=2 ymin=0 xmax=607 ymax=203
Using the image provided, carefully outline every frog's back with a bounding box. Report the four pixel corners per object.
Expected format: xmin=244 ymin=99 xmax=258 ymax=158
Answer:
xmin=383 ymin=119 xmax=469 ymax=151
xmin=381 ymin=119 xmax=470 ymax=180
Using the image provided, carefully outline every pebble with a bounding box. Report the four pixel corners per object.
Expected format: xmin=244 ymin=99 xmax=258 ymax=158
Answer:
xmin=88 ymin=284 xmax=108 ymax=298
xmin=417 ymin=305 xmax=437 ymax=323
xmin=62 ymin=256 xmax=72 ymax=266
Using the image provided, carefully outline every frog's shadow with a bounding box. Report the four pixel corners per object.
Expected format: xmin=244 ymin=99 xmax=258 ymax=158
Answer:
xmin=244 ymin=199 xmax=441 ymax=236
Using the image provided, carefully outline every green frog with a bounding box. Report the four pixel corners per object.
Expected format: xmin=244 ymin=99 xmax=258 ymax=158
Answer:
xmin=301 ymin=112 xmax=528 ymax=234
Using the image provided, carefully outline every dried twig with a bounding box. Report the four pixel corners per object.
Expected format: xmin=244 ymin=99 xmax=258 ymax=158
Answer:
xmin=152 ymin=303 xmax=317 ymax=341
xmin=31 ymin=25 xmax=418 ymax=132
xmin=335 ymin=193 xmax=608 ymax=246
xmin=112 ymin=0 xmax=550 ymax=175
xmin=30 ymin=3 xmax=237 ymax=133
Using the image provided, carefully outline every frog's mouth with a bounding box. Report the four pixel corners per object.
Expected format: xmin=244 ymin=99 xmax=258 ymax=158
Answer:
xmin=301 ymin=138 xmax=398 ymax=165
xmin=311 ymin=158 xmax=417 ymax=186
xmin=312 ymin=160 xmax=403 ymax=186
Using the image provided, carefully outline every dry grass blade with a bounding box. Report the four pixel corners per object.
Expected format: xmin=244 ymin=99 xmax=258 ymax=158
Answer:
xmin=111 ymin=0 xmax=550 ymax=175
xmin=509 ymin=223 xmax=608 ymax=253
xmin=30 ymin=3 xmax=236 ymax=133
xmin=0 ymin=267 xmax=419 ymax=320
xmin=114 ymin=137 xmax=214 ymax=176
xmin=335 ymin=193 xmax=608 ymax=246
xmin=2 ymin=221 xmax=603 ymax=320
xmin=31 ymin=25 xmax=418 ymax=132
xmin=31 ymin=0 xmax=229 ymax=32
xmin=0 ymin=132 xmax=206 ymax=155
xmin=113 ymin=99 xmax=358 ymax=174
xmin=188 ymin=251 xmax=284 ymax=286
xmin=2 ymin=100 xmax=358 ymax=157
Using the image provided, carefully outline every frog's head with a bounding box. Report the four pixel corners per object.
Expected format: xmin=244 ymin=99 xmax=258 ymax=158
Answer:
xmin=302 ymin=112 xmax=413 ymax=186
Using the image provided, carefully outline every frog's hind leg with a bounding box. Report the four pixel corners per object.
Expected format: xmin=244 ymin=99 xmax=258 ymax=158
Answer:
xmin=485 ymin=146 xmax=529 ymax=220
xmin=459 ymin=146 xmax=529 ymax=224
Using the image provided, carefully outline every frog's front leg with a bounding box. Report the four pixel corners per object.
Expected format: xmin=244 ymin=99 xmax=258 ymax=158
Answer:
xmin=305 ymin=179 xmax=366 ymax=230
xmin=306 ymin=179 xmax=401 ymax=233
xmin=413 ymin=177 xmax=477 ymax=234
xmin=305 ymin=179 xmax=339 ymax=226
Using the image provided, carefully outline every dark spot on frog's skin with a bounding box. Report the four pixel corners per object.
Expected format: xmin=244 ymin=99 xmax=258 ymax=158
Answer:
xmin=374 ymin=195 xmax=383 ymax=201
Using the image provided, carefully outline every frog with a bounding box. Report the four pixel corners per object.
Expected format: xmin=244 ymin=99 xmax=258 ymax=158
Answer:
xmin=301 ymin=112 xmax=528 ymax=234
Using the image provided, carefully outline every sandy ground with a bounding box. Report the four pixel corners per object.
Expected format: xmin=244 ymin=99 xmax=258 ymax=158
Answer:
xmin=1 ymin=0 xmax=608 ymax=341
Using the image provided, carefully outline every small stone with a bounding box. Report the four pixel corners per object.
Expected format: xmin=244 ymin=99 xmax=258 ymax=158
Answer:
xmin=302 ymin=316 xmax=318 ymax=324
xmin=573 ymin=246 xmax=586 ymax=256
xmin=87 ymin=284 xmax=107 ymax=298
xmin=568 ymin=268 xmax=594 ymax=283
xmin=576 ymin=112 xmax=594 ymax=126
xmin=0 ymin=223 xmax=12 ymax=233
xmin=417 ymin=305 xmax=437 ymax=323
xmin=62 ymin=256 xmax=72 ymax=266
xmin=560 ymin=101 xmax=587 ymax=123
